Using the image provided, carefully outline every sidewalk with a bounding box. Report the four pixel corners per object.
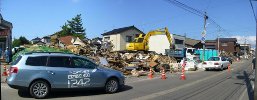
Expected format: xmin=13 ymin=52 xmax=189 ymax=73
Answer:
xmin=1 ymin=63 xmax=10 ymax=83
xmin=239 ymin=70 xmax=255 ymax=100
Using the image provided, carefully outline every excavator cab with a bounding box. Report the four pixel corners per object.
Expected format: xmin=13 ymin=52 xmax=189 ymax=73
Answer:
xmin=126 ymin=34 xmax=146 ymax=51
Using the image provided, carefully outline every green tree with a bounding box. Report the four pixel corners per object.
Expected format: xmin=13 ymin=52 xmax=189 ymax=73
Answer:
xmin=57 ymin=14 xmax=86 ymax=39
xmin=19 ymin=36 xmax=30 ymax=45
xmin=68 ymin=14 xmax=85 ymax=35
xmin=12 ymin=36 xmax=30 ymax=47
xmin=12 ymin=38 xmax=21 ymax=47
xmin=59 ymin=23 xmax=72 ymax=37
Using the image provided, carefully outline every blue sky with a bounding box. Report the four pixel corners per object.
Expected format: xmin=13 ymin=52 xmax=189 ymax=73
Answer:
xmin=1 ymin=0 xmax=256 ymax=47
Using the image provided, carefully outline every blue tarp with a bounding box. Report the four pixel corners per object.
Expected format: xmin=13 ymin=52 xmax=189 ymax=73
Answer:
xmin=196 ymin=49 xmax=218 ymax=61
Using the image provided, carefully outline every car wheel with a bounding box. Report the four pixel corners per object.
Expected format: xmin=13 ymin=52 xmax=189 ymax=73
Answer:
xmin=105 ymin=78 xmax=119 ymax=94
xmin=220 ymin=66 xmax=224 ymax=71
xmin=29 ymin=80 xmax=50 ymax=99
xmin=205 ymin=68 xmax=209 ymax=71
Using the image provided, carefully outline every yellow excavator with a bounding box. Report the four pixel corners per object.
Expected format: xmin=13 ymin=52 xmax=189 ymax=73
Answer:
xmin=126 ymin=27 xmax=174 ymax=51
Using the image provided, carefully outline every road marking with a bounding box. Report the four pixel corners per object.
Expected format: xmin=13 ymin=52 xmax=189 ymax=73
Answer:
xmin=132 ymin=66 xmax=237 ymax=100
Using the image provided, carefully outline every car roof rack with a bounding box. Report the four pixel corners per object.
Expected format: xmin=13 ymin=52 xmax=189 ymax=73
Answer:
xmin=25 ymin=52 xmax=74 ymax=55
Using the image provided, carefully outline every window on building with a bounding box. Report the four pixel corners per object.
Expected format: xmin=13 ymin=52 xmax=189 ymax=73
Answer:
xmin=104 ymin=37 xmax=110 ymax=42
xmin=126 ymin=36 xmax=132 ymax=42
xmin=175 ymin=39 xmax=184 ymax=44
xmin=221 ymin=43 xmax=228 ymax=46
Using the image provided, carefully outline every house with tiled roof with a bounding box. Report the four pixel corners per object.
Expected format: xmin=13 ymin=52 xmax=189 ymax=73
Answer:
xmin=185 ymin=37 xmax=203 ymax=49
xmin=102 ymin=25 xmax=144 ymax=51
xmin=31 ymin=37 xmax=42 ymax=44
xmin=58 ymin=36 xmax=85 ymax=48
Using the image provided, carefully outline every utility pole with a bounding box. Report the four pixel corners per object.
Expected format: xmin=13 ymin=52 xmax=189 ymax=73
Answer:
xmin=184 ymin=33 xmax=186 ymax=47
xmin=254 ymin=0 xmax=257 ymax=99
xmin=201 ymin=12 xmax=208 ymax=61
xmin=217 ymin=30 xmax=220 ymax=56
xmin=244 ymin=38 xmax=247 ymax=59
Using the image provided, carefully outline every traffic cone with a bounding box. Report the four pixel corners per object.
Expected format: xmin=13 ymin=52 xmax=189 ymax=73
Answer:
xmin=180 ymin=62 xmax=186 ymax=80
xmin=2 ymin=65 xmax=8 ymax=76
xmin=180 ymin=69 xmax=186 ymax=80
xmin=148 ymin=68 xmax=153 ymax=79
xmin=161 ymin=68 xmax=166 ymax=80
xmin=228 ymin=63 xmax=231 ymax=73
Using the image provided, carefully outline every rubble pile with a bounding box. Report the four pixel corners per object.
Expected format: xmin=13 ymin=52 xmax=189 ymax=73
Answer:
xmin=13 ymin=40 xmax=177 ymax=77
xmin=220 ymin=51 xmax=238 ymax=61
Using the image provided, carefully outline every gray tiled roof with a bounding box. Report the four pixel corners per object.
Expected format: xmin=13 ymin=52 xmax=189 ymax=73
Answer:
xmin=102 ymin=26 xmax=144 ymax=36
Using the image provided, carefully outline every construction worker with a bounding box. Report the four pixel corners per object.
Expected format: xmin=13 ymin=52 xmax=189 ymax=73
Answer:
xmin=5 ymin=47 xmax=10 ymax=64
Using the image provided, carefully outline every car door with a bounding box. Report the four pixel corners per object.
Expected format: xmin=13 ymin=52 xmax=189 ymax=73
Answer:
xmin=221 ymin=57 xmax=229 ymax=68
xmin=70 ymin=57 xmax=106 ymax=88
xmin=46 ymin=56 xmax=73 ymax=88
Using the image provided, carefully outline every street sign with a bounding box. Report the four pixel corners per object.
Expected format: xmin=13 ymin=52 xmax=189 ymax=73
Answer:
xmin=201 ymin=30 xmax=206 ymax=37
xmin=201 ymin=37 xmax=205 ymax=44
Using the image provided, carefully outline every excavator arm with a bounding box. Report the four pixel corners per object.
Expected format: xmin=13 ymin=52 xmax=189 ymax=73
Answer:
xmin=142 ymin=27 xmax=173 ymax=49
xmin=126 ymin=27 xmax=174 ymax=51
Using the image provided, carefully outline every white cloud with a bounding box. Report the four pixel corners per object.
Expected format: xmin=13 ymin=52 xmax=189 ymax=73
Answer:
xmin=229 ymin=35 xmax=256 ymax=48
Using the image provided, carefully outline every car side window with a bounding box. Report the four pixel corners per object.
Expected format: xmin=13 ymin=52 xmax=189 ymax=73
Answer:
xmin=221 ymin=57 xmax=226 ymax=61
xmin=71 ymin=57 xmax=96 ymax=69
xmin=47 ymin=56 xmax=71 ymax=67
xmin=26 ymin=56 xmax=47 ymax=66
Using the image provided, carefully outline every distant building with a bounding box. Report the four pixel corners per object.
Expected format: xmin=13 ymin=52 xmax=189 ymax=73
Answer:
xmin=102 ymin=26 xmax=143 ymax=51
xmin=205 ymin=40 xmax=217 ymax=50
xmin=185 ymin=38 xmax=202 ymax=49
xmin=33 ymin=41 xmax=46 ymax=46
xmin=173 ymin=34 xmax=186 ymax=50
xmin=41 ymin=36 xmax=51 ymax=45
xmin=239 ymin=44 xmax=251 ymax=56
xmin=205 ymin=38 xmax=240 ymax=56
xmin=218 ymin=38 xmax=240 ymax=56
xmin=31 ymin=37 xmax=42 ymax=44
xmin=0 ymin=13 xmax=13 ymax=60
xmin=58 ymin=36 xmax=85 ymax=48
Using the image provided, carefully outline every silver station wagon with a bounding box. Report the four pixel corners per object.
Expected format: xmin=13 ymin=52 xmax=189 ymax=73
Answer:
xmin=7 ymin=52 xmax=125 ymax=99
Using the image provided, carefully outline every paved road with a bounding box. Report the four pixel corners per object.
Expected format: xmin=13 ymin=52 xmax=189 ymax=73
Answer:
xmin=1 ymin=60 xmax=254 ymax=100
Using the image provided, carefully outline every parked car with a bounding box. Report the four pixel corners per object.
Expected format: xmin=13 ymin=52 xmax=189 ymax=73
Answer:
xmin=202 ymin=56 xmax=230 ymax=71
xmin=225 ymin=57 xmax=233 ymax=64
xmin=7 ymin=52 xmax=125 ymax=99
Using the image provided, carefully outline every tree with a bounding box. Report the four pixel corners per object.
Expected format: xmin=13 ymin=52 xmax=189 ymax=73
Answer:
xmin=12 ymin=36 xmax=30 ymax=47
xmin=57 ymin=14 xmax=86 ymax=39
xmin=12 ymin=38 xmax=21 ymax=47
xmin=68 ymin=14 xmax=85 ymax=35
xmin=19 ymin=36 xmax=30 ymax=45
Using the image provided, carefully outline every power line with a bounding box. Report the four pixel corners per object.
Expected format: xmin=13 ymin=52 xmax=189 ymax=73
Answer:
xmin=164 ymin=0 xmax=205 ymax=17
xmin=164 ymin=0 xmax=233 ymax=37
xmin=249 ymin=0 xmax=257 ymax=22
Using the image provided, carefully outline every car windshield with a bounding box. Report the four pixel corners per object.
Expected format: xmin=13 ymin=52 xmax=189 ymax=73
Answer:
xmin=208 ymin=57 xmax=220 ymax=61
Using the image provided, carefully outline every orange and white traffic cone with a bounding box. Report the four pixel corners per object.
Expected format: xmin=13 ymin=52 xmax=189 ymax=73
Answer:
xmin=180 ymin=61 xmax=186 ymax=80
xmin=161 ymin=68 xmax=166 ymax=80
xmin=148 ymin=68 xmax=153 ymax=79
xmin=228 ymin=63 xmax=231 ymax=73
xmin=2 ymin=65 xmax=8 ymax=76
